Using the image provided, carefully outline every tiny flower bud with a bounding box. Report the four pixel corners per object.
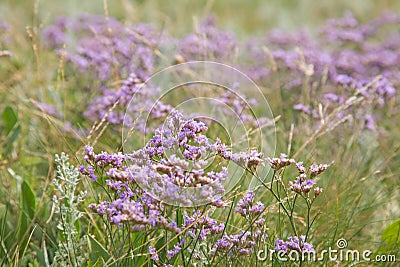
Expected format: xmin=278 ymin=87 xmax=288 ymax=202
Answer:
xmin=314 ymin=187 xmax=323 ymax=196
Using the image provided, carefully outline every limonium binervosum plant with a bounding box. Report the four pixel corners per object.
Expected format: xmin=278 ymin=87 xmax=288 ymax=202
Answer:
xmin=1 ymin=4 xmax=399 ymax=267
xmin=78 ymin=110 xmax=328 ymax=266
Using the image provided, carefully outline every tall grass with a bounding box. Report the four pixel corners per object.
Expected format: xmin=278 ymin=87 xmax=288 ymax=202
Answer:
xmin=0 ymin=0 xmax=399 ymax=266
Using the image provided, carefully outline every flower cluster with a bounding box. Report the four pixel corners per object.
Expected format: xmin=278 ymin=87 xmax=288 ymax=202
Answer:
xmin=167 ymin=239 xmax=185 ymax=260
xmin=288 ymin=177 xmax=316 ymax=195
xmin=130 ymin=111 xmax=229 ymax=206
xmin=265 ymin=155 xmax=327 ymax=197
xmin=42 ymin=14 xmax=161 ymax=82
xmin=275 ymin=235 xmax=314 ymax=253
xmin=80 ymin=145 xmax=182 ymax=233
xmin=183 ymin=210 xmax=225 ymax=240
xmin=310 ymin=163 xmax=328 ymax=177
xmin=244 ymin=11 xmax=400 ymax=131
xmin=148 ymin=246 xmax=159 ymax=262
xmin=235 ymin=191 xmax=264 ymax=218
xmin=88 ymin=191 xmax=181 ymax=233
xmin=83 ymin=72 xmax=173 ymax=128
xmin=289 ymin=162 xmax=327 ymax=196
xmin=212 ymin=230 xmax=267 ymax=256
xmin=80 ymin=110 xmax=271 ymax=234
xmin=214 ymin=138 xmax=265 ymax=170
xmin=181 ymin=192 xmax=268 ymax=258
xmin=266 ymin=153 xmax=296 ymax=171
xmin=248 ymin=11 xmax=400 ymax=92
xmin=41 ymin=14 xmax=172 ymax=130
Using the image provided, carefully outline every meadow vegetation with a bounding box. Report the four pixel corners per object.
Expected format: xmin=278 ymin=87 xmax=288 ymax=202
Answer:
xmin=0 ymin=0 xmax=399 ymax=266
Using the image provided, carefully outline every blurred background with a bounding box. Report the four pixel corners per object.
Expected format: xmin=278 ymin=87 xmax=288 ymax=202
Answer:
xmin=2 ymin=0 xmax=400 ymax=37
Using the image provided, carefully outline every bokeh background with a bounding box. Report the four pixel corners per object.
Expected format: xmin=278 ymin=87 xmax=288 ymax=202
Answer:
xmin=2 ymin=0 xmax=400 ymax=36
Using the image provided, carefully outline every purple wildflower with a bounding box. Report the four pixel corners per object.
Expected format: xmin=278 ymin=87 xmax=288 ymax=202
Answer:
xmin=235 ymin=191 xmax=264 ymax=216
xmin=166 ymin=239 xmax=185 ymax=260
xmin=213 ymin=230 xmax=261 ymax=256
xmin=266 ymin=153 xmax=296 ymax=171
xmin=275 ymin=235 xmax=314 ymax=253
xmin=148 ymin=246 xmax=159 ymax=262
xmin=296 ymin=162 xmax=307 ymax=174
xmin=183 ymin=210 xmax=224 ymax=240
xmin=310 ymin=163 xmax=328 ymax=177
xmin=87 ymin=166 xmax=97 ymax=181
xmin=289 ymin=179 xmax=316 ymax=194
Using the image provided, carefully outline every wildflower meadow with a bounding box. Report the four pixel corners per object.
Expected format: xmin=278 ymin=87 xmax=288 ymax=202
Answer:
xmin=0 ymin=0 xmax=399 ymax=266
